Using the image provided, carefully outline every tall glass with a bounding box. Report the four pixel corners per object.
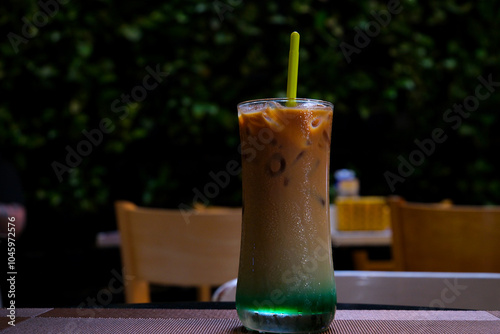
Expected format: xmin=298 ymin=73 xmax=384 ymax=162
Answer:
xmin=236 ymin=98 xmax=336 ymax=333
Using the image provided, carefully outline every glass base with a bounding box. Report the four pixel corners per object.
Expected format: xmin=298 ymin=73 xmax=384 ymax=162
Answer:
xmin=238 ymin=308 xmax=334 ymax=333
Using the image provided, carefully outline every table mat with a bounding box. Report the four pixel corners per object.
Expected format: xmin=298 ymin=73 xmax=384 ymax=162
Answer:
xmin=489 ymin=311 xmax=500 ymax=318
xmin=0 ymin=308 xmax=53 ymax=331
xmin=0 ymin=308 xmax=499 ymax=333
xmin=38 ymin=308 xmax=239 ymax=319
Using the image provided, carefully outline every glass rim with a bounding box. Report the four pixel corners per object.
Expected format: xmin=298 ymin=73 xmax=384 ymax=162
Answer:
xmin=237 ymin=97 xmax=333 ymax=109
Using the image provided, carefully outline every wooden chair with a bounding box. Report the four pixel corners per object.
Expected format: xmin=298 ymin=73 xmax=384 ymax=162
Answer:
xmin=115 ymin=201 xmax=242 ymax=303
xmin=353 ymin=196 xmax=500 ymax=273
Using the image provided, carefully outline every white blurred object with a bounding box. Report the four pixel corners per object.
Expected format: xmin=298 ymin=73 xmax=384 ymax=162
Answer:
xmin=212 ymin=271 xmax=500 ymax=310
xmin=96 ymin=230 xmax=121 ymax=248
xmin=212 ymin=278 xmax=237 ymax=302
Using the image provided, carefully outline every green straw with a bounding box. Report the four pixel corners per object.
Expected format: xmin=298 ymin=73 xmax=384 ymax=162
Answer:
xmin=286 ymin=31 xmax=300 ymax=107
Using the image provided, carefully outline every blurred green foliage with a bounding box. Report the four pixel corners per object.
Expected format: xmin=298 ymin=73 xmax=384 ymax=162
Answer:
xmin=1 ymin=0 xmax=500 ymax=233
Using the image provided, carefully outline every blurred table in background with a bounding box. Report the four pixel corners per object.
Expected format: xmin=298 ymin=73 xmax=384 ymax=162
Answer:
xmin=97 ymin=205 xmax=393 ymax=249
xmin=96 ymin=206 xmax=393 ymax=273
xmin=96 ymin=230 xmax=121 ymax=248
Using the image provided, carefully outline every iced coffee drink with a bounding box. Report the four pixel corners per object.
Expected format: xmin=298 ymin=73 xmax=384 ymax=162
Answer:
xmin=236 ymin=98 xmax=336 ymax=333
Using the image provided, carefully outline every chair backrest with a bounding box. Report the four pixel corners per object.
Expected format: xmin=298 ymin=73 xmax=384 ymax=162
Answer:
xmin=115 ymin=201 xmax=242 ymax=302
xmin=389 ymin=197 xmax=500 ymax=272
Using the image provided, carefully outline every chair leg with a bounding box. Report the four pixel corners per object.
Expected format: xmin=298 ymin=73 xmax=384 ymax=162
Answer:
xmin=352 ymin=249 xmax=396 ymax=271
xmin=125 ymin=279 xmax=151 ymax=304
xmin=197 ymin=285 xmax=212 ymax=302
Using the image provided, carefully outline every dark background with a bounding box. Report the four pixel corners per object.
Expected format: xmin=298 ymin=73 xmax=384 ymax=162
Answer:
xmin=0 ymin=0 xmax=499 ymax=307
